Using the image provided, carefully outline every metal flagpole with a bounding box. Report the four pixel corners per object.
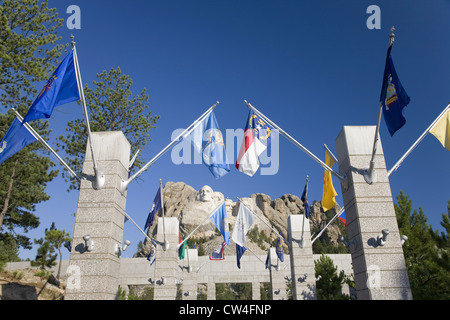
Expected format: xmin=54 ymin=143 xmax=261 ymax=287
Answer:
xmin=120 ymin=210 xmax=154 ymax=244
xmin=160 ymin=178 xmax=169 ymax=250
xmin=70 ymin=35 xmax=105 ymax=190
xmin=244 ymin=100 xmax=348 ymax=189
xmin=364 ymin=27 xmax=395 ymax=185
xmin=323 ymin=144 xmax=338 ymax=163
xmin=311 ymin=206 xmax=345 ymax=244
xmin=120 ymin=101 xmax=219 ymax=194
xmin=11 ymin=108 xmax=81 ymax=181
xmin=387 ymin=103 xmax=450 ymax=177
xmin=245 ymin=245 xmax=266 ymax=266
xmin=177 ymin=200 xmax=225 ymax=249
xmin=237 ymin=198 xmax=289 ymax=244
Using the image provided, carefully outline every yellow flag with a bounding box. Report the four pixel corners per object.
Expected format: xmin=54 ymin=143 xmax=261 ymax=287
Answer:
xmin=322 ymin=150 xmax=338 ymax=212
xmin=430 ymin=109 xmax=450 ymax=151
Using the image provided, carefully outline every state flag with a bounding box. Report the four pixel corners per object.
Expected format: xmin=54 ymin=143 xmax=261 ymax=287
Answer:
xmin=0 ymin=118 xmax=37 ymax=166
xmin=23 ymin=50 xmax=80 ymax=123
xmin=235 ymin=109 xmax=274 ymax=176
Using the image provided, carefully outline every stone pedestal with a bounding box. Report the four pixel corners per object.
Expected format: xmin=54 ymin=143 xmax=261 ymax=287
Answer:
xmin=181 ymin=248 xmax=198 ymax=300
xmin=65 ymin=131 xmax=130 ymax=300
xmin=288 ymin=214 xmax=316 ymax=300
xmin=153 ymin=217 xmax=180 ymax=300
xmin=335 ymin=126 xmax=412 ymax=300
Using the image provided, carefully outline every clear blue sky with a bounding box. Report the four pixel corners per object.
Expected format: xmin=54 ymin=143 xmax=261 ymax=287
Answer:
xmin=12 ymin=0 xmax=450 ymax=260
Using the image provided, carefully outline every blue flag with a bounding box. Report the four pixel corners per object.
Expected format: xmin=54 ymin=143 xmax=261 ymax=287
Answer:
xmin=0 ymin=118 xmax=37 ymax=166
xmin=236 ymin=244 xmax=246 ymax=269
xmin=301 ymin=181 xmax=310 ymax=219
xmin=265 ymin=248 xmax=271 ymax=269
xmin=190 ymin=111 xmax=230 ymax=179
xmin=145 ymin=187 xmax=162 ymax=230
xmin=23 ymin=50 xmax=80 ymax=123
xmin=209 ymin=203 xmax=230 ymax=245
xmin=276 ymin=237 xmax=284 ymax=262
xmin=380 ymin=45 xmax=410 ymax=136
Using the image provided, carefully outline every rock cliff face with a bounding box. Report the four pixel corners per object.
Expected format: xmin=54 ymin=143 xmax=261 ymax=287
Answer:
xmin=134 ymin=181 xmax=344 ymax=257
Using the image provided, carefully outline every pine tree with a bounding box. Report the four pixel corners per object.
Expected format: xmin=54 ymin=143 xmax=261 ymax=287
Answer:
xmin=395 ymin=191 xmax=450 ymax=299
xmin=57 ymin=67 xmax=160 ymax=190
xmin=314 ymin=254 xmax=353 ymax=300
xmin=0 ymin=0 xmax=64 ymax=258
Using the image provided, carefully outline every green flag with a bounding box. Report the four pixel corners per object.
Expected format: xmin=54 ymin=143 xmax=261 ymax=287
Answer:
xmin=179 ymin=232 xmax=187 ymax=260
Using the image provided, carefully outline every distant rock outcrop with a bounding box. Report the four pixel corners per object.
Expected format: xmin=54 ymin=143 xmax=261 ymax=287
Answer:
xmin=134 ymin=181 xmax=345 ymax=257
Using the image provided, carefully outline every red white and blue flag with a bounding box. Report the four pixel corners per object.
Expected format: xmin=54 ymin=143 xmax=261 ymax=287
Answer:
xmin=209 ymin=241 xmax=227 ymax=260
xmin=235 ymin=110 xmax=273 ymax=176
xmin=339 ymin=211 xmax=347 ymax=227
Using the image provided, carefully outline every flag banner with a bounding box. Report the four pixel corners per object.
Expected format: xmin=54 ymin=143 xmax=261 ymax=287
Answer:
xmin=430 ymin=109 xmax=450 ymax=151
xmin=209 ymin=241 xmax=227 ymax=260
xmin=339 ymin=210 xmax=347 ymax=227
xmin=322 ymin=150 xmax=338 ymax=212
xmin=265 ymin=248 xmax=270 ymax=269
xmin=236 ymin=244 xmax=246 ymax=269
xmin=276 ymin=237 xmax=284 ymax=262
xmin=209 ymin=203 xmax=231 ymax=245
xmin=380 ymin=46 xmax=410 ymax=136
xmin=190 ymin=111 xmax=230 ymax=179
xmin=232 ymin=202 xmax=257 ymax=247
xmin=144 ymin=187 xmax=162 ymax=230
xmin=23 ymin=51 xmax=80 ymax=123
xmin=235 ymin=109 xmax=274 ymax=176
xmin=301 ymin=181 xmax=310 ymax=219
xmin=147 ymin=245 xmax=156 ymax=265
xmin=179 ymin=231 xmax=187 ymax=260
xmin=0 ymin=118 xmax=37 ymax=166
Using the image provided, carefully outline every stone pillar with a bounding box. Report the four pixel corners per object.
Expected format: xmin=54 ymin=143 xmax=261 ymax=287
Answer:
xmin=207 ymin=279 xmax=216 ymax=300
xmin=335 ymin=126 xmax=412 ymax=300
xmin=153 ymin=217 xmax=180 ymax=300
xmin=252 ymin=276 xmax=261 ymax=300
xmin=182 ymin=248 xmax=198 ymax=300
xmin=268 ymin=247 xmax=286 ymax=300
xmin=288 ymin=214 xmax=316 ymax=300
xmin=65 ymin=131 xmax=130 ymax=300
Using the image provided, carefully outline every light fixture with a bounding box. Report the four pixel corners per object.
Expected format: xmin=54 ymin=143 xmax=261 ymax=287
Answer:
xmin=339 ymin=235 xmax=357 ymax=249
xmin=377 ymin=229 xmax=389 ymax=246
xmin=64 ymin=240 xmax=72 ymax=252
xmin=83 ymin=235 xmax=94 ymax=252
xmin=401 ymin=235 xmax=408 ymax=245
xmin=115 ymin=240 xmax=131 ymax=257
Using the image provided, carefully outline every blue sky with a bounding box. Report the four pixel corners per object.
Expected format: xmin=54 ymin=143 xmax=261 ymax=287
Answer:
xmin=9 ymin=0 xmax=449 ymax=260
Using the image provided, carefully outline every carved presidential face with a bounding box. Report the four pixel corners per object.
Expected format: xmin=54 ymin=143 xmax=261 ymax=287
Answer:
xmin=199 ymin=185 xmax=213 ymax=202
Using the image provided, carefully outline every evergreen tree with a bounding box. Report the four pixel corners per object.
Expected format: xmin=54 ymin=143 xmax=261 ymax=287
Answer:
xmin=395 ymin=191 xmax=450 ymax=299
xmin=314 ymin=254 xmax=353 ymax=300
xmin=0 ymin=0 xmax=64 ymax=259
xmin=44 ymin=222 xmax=71 ymax=280
xmin=57 ymin=67 xmax=160 ymax=190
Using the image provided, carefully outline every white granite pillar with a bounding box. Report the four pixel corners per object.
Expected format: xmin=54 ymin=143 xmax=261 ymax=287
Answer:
xmin=335 ymin=126 xmax=412 ymax=300
xmin=65 ymin=131 xmax=130 ymax=300
xmin=288 ymin=214 xmax=317 ymax=300
xmin=153 ymin=217 xmax=180 ymax=300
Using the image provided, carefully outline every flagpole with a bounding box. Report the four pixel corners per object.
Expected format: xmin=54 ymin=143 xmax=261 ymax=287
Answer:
xmin=364 ymin=27 xmax=395 ymax=184
xmin=323 ymin=144 xmax=338 ymax=163
xmin=245 ymin=245 xmax=266 ymax=266
xmin=387 ymin=103 xmax=450 ymax=176
xmin=237 ymin=198 xmax=289 ymax=244
xmin=311 ymin=206 xmax=345 ymax=244
xmin=11 ymin=108 xmax=81 ymax=181
xmin=177 ymin=200 xmax=225 ymax=249
xmin=120 ymin=210 xmax=154 ymax=244
xmin=160 ymin=178 xmax=169 ymax=250
xmin=300 ymin=176 xmax=308 ymax=248
xmin=70 ymin=35 xmax=105 ymax=190
xmin=120 ymin=101 xmax=219 ymax=194
xmin=244 ymin=100 xmax=348 ymax=189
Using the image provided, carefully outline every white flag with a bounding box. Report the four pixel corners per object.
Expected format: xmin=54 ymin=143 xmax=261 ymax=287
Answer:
xmin=232 ymin=203 xmax=256 ymax=247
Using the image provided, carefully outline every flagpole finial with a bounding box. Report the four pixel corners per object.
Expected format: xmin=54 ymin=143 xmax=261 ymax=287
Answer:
xmin=389 ymin=26 xmax=395 ymax=46
xmin=70 ymin=34 xmax=76 ymax=48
